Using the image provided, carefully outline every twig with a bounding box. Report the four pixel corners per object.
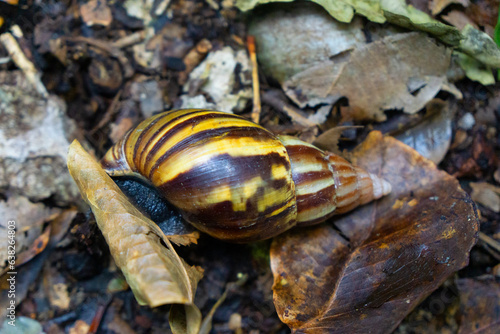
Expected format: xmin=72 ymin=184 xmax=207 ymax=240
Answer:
xmin=111 ymin=30 xmax=146 ymax=49
xmin=178 ymin=39 xmax=212 ymax=85
xmin=478 ymin=232 xmax=500 ymax=259
xmin=88 ymin=299 xmax=112 ymax=334
xmin=261 ymin=89 xmax=317 ymax=127
xmin=247 ymin=36 xmax=261 ymax=124
xmin=0 ymin=30 xmax=48 ymax=97
xmin=155 ymin=0 xmax=172 ymax=15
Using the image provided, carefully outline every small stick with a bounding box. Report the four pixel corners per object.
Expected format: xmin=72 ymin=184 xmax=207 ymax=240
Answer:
xmin=247 ymin=36 xmax=261 ymax=124
xmin=111 ymin=30 xmax=146 ymax=49
xmin=478 ymin=231 xmax=500 ymax=255
xmin=155 ymin=0 xmax=172 ymax=15
xmin=0 ymin=30 xmax=48 ymax=97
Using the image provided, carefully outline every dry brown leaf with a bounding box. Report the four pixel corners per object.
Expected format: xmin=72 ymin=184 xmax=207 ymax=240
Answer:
xmin=67 ymin=140 xmax=203 ymax=310
xmin=0 ymin=196 xmax=60 ymax=275
xmin=271 ymin=131 xmax=478 ymax=333
xmin=284 ymin=32 xmax=453 ymax=122
xmin=14 ymin=225 xmax=51 ymax=268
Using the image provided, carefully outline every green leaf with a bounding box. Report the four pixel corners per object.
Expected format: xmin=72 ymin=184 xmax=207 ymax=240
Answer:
xmin=455 ymin=51 xmax=495 ymax=86
xmin=459 ymin=24 xmax=500 ymax=68
xmin=380 ymin=0 xmax=462 ymax=45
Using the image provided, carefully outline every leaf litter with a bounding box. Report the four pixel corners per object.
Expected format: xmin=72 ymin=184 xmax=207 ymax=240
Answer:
xmin=271 ymin=132 xmax=479 ymax=333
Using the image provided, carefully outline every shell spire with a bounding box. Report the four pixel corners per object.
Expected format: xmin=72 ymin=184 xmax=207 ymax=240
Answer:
xmin=326 ymin=154 xmax=391 ymax=215
xmin=277 ymin=135 xmax=391 ymax=227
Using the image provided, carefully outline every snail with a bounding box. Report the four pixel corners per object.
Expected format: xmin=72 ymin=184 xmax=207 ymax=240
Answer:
xmin=101 ymin=109 xmax=391 ymax=243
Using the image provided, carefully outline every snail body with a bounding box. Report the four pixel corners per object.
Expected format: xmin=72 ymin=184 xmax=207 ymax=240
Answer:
xmin=101 ymin=109 xmax=391 ymax=242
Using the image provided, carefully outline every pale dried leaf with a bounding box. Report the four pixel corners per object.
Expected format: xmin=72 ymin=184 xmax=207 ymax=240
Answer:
xmin=284 ymin=32 xmax=452 ymax=122
xmin=243 ymin=0 xmax=499 ymax=70
xmin=248 ymin=4 xmax=365 ymax=85
xmin=67 ymin=140 xmax=203 ymax=308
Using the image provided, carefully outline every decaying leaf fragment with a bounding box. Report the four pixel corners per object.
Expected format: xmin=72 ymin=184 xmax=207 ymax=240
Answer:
xmin=244 ymin=0 xmax=500 ymax=88
xmin=271 ymin=132 xmax=478 ymax=333
xmin=67 ymin=141 xmax=203 ymax=316
xmin=0 ymin=196 xmax=60 ymax=275
xmin=284 ymin=32 xmax=453 ymax=121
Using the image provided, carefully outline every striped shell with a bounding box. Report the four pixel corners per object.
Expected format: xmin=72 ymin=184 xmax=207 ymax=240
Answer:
xmin=101 ymin=109 xmax=391 ymax=242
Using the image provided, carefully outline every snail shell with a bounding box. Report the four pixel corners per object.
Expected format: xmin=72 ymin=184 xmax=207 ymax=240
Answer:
xmin=101 ymin=109 xmax=391 ymax=242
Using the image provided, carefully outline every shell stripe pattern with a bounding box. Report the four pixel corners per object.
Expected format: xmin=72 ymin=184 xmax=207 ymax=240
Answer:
xmin=277 ymin=135 xmax=338 ymax=226
xmin=101 ymin=109 xmax=391 ymax=242
xmin=102 ymin=109 xmax=297 ymax=242
xmin=277 ymin=135 xmax=382 ymax=224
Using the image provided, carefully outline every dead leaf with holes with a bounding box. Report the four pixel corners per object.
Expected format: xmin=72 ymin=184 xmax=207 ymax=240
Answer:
xmin=271 ymin=131 xmax=478 ymax=333
xmin=283 ymin=32 xmax=454 ymax=122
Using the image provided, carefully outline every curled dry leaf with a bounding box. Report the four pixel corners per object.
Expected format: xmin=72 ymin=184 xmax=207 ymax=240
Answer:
xmin=271 ymin=131 xmax=478 ymax=333
xmin=67 ymin=140 xmax=203 ymax=312
xmin=393 ymin=99 xmax=453 ymax=164
xmin=456 ymin=276 xmax=500 ymax=334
